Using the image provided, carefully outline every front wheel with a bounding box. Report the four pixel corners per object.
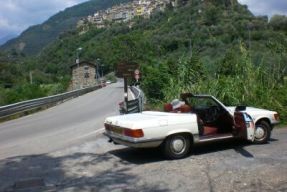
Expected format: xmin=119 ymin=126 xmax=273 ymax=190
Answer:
xmin=162 ymin=134 xmax=191 ymax=159
xmin=254 ymin=121 xmax=271 ymax=144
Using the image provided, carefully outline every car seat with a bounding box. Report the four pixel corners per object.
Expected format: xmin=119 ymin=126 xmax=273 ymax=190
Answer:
xmin=179 ymin=104 xmax=192 ymax=113
xmin=164 ymin=103 xmax=173 ymax=112
xmin=203 ymin=126 xmax=218 ymax=135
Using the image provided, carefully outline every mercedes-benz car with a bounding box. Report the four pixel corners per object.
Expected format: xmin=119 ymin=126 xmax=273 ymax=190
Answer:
xmin=104 ymin=93 xmax=280 ymax=159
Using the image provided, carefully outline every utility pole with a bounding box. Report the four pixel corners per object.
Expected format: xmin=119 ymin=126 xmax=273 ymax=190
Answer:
xmin=76 ymin=47 xmax=83 ymax=89
xmin=76 ymin=47 xmax=83 ymax=67
xmin=189 ymin=38 xmax=192 ymax=58
xmin=29 ymin=71 xmax=33 ymax=84
xmin=101 ymin=64 xmax=104 ymax=78
xmin=96 ymin=58 xmax=100 ymax=81
xmin=248 ymin=26 xmax=251 ymax=50
xmin=189 ymin=10 xmax=192 ymax=58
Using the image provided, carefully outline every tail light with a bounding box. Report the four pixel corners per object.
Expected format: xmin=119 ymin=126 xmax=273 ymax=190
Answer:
xmin=274 ymin=113 xmax=280 ymax=121
xmin=124 ymin=129 xmax=144 ymax=138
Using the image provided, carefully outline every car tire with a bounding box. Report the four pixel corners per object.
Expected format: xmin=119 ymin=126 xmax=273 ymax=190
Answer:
xmin=162 ymin=134 xmax=191 ymax=159
xmin=254 ymin=121 xmax=271 ymax=144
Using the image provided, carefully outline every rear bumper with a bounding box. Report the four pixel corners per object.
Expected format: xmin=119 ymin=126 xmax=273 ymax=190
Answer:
xmin=103 ymin=132 xmax=164 ymax=148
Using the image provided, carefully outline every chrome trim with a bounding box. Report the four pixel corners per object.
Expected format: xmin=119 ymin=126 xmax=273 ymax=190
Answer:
xmin=103 ymin=132 xmax=164 ymax=148
xmin=198 ymin=135 xmax=234 ymax=143
xmin=193 ymin=133 xmax=200 ymax=143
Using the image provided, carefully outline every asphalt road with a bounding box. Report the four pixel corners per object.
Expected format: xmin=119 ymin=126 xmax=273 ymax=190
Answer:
xmin=0 ymin=82 xmax=286 ymax=191
xmin=0 ymin=83 xmax=286 ymax=191
xmin=0 ymin=82 xmax=124 ymax=159
xmin=0 ymin=127 xmax=286 ymax=191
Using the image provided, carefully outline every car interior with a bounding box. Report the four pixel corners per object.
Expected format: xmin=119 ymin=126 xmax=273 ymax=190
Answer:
xmin=164 ymin=94 xmax=235 ymax=137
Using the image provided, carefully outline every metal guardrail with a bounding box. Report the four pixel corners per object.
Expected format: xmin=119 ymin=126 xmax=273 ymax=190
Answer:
xmin=126 ymin=99 xmax=140 ymax=113
xmin=125 ymin=86 xmax=145 ymax=114
xmin=0 ymin=85 xmax=102 ymax=118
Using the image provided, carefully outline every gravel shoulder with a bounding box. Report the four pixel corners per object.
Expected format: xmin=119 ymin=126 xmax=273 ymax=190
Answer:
xmin=0 ymin=127 xmax=286 ymax=192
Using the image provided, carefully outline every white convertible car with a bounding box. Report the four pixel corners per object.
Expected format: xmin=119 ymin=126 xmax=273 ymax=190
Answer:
xmin=104 ymin=93 xmax=280 ymax=159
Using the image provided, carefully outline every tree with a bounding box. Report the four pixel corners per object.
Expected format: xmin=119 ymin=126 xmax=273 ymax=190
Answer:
xmin=269 ymin=15 xmax=287 ymax=31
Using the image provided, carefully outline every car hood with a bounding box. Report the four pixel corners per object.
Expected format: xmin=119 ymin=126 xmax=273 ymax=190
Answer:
xmin=226 ymin=106 xmax=276 ymax=114
xmin=226 ymin=106 xmax=276 ymax=116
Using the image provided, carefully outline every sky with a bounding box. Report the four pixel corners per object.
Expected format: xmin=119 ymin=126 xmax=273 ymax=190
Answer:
xmin=0 ymin=0 xmax=287 ymax=44
xmin=0 ymin=0 xmax=89 ymax=44
xmin=238 ymin=0 xmax=287 ymax=17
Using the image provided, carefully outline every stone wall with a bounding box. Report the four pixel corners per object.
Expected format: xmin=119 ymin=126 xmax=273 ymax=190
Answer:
xmin=71 ymin=63 xmax=97 ymax=90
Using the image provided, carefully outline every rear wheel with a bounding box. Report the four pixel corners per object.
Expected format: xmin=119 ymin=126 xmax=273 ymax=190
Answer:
xmin=162 ymin=134 xmax=191 ymax=159
xmin=254 ymin=121 xmax=271 ymax=144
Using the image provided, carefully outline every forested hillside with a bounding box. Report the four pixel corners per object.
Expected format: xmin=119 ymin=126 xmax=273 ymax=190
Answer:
xmin=0 ymin=0 xmax=286 ymax=121
xmin=0 ymin=0 xmax=132 ymax=56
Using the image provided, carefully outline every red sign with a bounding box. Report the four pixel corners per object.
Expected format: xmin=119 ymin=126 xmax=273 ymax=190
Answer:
xmin=135 ymin=74 xmax=140 ymax=80
xmin=134 ymin=69 xmax=140 ymax=80
xmin=134 ymin=69 xmax=140 ymax=75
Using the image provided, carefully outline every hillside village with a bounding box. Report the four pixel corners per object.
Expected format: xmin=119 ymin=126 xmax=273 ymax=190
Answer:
xmin=77 ymin=0 xmax=181 ymax=29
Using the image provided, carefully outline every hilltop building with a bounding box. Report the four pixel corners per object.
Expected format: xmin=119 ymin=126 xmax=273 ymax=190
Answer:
xmin=77 ymin=0 xmax=181 ymax=30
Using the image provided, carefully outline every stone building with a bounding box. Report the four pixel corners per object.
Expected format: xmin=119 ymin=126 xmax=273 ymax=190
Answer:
xmin=71 ymin=61 xmax=97 ymax=90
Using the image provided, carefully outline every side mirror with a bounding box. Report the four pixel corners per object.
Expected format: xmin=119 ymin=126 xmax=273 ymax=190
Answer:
xmin=235 ymin=105 xmax=246 ymax=111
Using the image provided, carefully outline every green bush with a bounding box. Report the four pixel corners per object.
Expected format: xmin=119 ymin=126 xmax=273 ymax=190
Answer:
xmin=3 ymin=84 xmax=48 ymax=105
xmin=105 ymin=72 xmax=117 ymax=83
xmin=156 ymin=42 xmax=286 ymax=123
xmin=141 ymin=64 xmax=170 ymax=102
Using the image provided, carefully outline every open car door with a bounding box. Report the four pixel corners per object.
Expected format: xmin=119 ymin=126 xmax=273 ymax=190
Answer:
xmin=234 ymin=111 xmax=255 ymax=142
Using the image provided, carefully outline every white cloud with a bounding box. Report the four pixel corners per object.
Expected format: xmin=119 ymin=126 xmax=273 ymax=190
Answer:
xmin=238 ymin=0 xmax=287 ymax=17
xmin=0 ymin=0 xmax=89 ymax=41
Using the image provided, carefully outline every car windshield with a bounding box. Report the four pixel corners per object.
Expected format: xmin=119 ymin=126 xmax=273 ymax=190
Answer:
xmin=185 ymin=96 xmax=221 ymax=110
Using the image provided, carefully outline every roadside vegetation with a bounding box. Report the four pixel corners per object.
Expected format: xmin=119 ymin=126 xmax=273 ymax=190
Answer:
xmin=0 ymin=0 xmax=286 ymax=122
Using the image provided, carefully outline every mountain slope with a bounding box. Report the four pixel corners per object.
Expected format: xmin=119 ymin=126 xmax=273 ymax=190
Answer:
xmin=37 ymin=0 xmax=263 ymax=74
xmin=35 ymin=0 xmax=286 ymax=111
xmin=0 ymin=0 xmax=131 ymax=56
xmin=0 ymin=34 xmax=17 ymax=46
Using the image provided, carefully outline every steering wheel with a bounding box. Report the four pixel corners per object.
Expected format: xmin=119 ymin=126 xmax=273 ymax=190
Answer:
xmin=206 ymin=106 xmax=221 ymax=122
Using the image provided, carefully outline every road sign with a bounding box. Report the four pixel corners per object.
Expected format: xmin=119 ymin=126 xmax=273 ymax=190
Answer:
xmin=116 ymin=62 xmax=139 ymax=78
xmin=134 ymin=69 xmax=140 ymax=75
xmin=134 ymin=69 xmax=140 ymax=80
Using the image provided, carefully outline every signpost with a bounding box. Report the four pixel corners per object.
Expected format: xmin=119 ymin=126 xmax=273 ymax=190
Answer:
xmin=116 ymin=62 xmax=140 ymax=105
xmin=116 ymin=62 xmax=139 ymax=78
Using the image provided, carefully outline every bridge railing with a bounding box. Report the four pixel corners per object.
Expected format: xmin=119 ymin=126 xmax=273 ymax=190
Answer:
xmin=0 ymin=85 xmax=102 ymax=118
